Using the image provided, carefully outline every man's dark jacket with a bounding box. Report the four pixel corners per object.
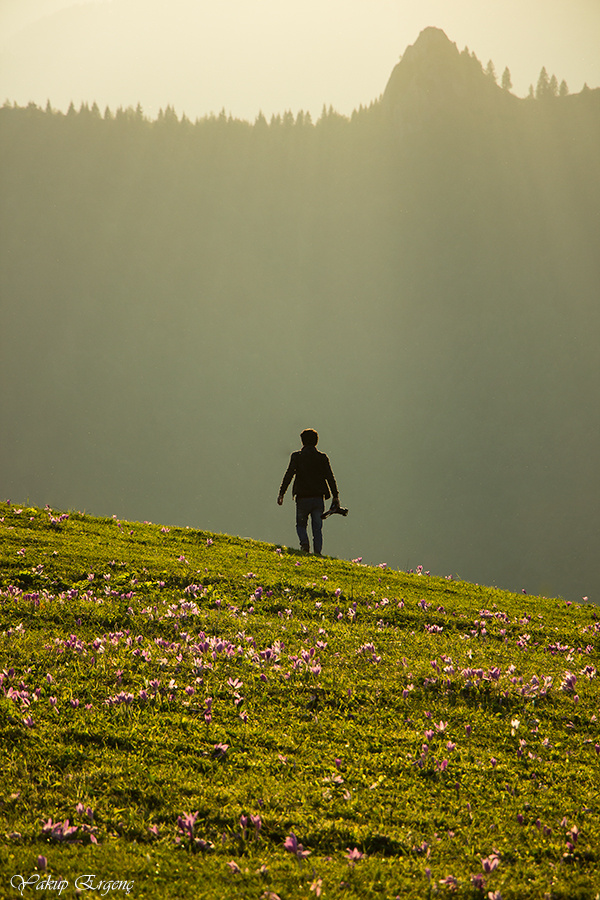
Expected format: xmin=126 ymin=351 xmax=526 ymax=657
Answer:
xmin=279 ymin=445 xmax=339 ymax=501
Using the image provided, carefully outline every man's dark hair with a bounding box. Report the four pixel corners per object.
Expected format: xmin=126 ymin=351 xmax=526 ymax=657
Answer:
xmin=300 ymin=428 xmax=319 ymax=446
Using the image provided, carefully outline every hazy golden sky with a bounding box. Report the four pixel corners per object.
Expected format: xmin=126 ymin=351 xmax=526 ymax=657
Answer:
xmin=1 ymin=0 xmax=599 ymax=119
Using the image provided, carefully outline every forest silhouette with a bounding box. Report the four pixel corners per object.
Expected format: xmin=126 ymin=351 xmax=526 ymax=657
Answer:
xmin=1 ymin=28 xmax=599 ymax=601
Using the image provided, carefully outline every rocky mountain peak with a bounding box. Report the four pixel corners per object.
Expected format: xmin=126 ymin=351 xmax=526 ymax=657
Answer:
xmin=382 ymin=27 xmax=510 ymax=129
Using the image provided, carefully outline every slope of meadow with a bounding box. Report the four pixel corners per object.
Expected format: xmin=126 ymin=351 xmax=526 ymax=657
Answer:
xmin=1 ymin=499 xmax=599 ymax=899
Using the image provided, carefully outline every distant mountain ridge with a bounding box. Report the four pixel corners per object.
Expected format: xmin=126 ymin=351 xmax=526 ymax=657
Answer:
xmin=382 ymin=26 xmax=599 ymax=133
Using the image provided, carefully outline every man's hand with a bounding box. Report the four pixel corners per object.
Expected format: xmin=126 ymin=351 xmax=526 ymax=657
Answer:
xmin=277 ymin=495 xmax=284 ymax=506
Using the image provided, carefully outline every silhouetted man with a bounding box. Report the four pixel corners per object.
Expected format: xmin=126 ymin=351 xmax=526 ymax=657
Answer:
xmin=277 ymin=428 xmax=340 ymax=556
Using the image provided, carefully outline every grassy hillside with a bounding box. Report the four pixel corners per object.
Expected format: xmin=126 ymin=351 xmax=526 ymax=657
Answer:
xmin=1 ymin=499 xmax=599 ymax=899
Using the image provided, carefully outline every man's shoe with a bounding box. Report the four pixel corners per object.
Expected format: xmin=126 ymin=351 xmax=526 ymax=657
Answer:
xmin=300 ymin=545 xmax=310 ymax=554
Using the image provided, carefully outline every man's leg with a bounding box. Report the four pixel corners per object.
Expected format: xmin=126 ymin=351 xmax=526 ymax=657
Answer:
xmin=310 ymin=498 xmax=325 ymax=555
xmin=295 ymin=499 xmax=310 ymax=552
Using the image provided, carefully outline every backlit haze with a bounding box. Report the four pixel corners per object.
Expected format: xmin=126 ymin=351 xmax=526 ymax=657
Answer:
xmin=1 ymin=0 xmax=599 ymax=120
xmin=2 ymin=0 xmax=600 ymax=603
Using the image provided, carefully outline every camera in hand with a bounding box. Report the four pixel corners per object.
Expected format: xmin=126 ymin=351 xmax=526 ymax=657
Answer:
xmin=321 ymin=499 xmax=349 ymax=520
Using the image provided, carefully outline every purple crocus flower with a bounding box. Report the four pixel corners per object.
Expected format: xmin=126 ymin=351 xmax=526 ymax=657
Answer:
xmin=284 ymin=832 xmax=310 ymax=861
xmin=481 ymin=854 xmax=500 ymax=873
xmin=41 ymin=818 xmax=78 ymax=842
xmin=76 ymin=803 xmax=94 ymax=823
xmin=176 ymin=811 xmax=199 ymax=840
xmin=346 ymin=847 xmax=364 ymax=866
xmin=283 ymin=833 xmax=298 ymax=853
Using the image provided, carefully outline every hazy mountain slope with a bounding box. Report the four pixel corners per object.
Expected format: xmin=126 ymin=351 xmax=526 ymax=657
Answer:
xmin=1 ymin=29 xmax=599 ymax=601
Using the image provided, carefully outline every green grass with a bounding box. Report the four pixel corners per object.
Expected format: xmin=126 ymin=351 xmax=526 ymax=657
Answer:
xmin=1 ymin=499 xmax=599 ymax=899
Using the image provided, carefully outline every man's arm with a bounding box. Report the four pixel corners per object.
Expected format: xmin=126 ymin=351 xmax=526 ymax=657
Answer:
xmin=324 ymin=456 xmax=339 ymax=500
xmin=277 ymin=454 xmax=297 ymax=504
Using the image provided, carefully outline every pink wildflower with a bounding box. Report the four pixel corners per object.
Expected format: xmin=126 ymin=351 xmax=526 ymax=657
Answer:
xmin=346 ymin=847 xmax=365 ymax=866
xmin=41 ymin=818 xmax=78 ymax=842
xmin=481 ymin=854 xmax=500 ymax=873
xmin=284 ymin=832 xmax=310 ymax=861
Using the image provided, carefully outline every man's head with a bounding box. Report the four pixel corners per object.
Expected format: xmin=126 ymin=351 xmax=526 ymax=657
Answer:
xmin=300 ymin=428 xmax=319 ymax=447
